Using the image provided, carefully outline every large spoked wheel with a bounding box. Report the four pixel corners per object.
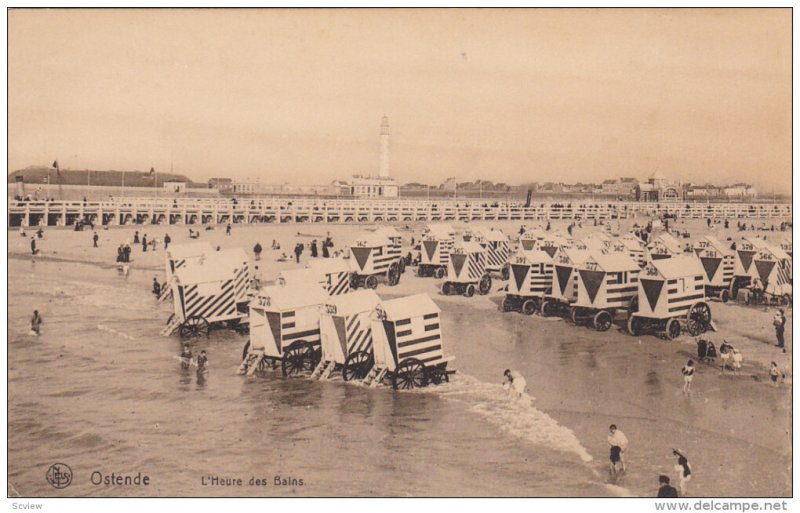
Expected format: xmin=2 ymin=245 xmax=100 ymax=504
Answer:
xmin=427 ymin=365 xmax=449 ymax=385
xmin=570 ymin=306 xmax=583 ymax=325
xmin=281 ymin=341 xmax=314 ymax=377
xmin=387 ymin=264 xmax=401 ymax=286
xmin=179 ymin=315 xmax=209 ymax=339
xmin=781 ymin=294 xmax=791 ymax=306
xmin=392 ymin=358 xmax=428 ymax=390
xmin=464 ymin=284 xmax=476 ymax=298
xmin=627 ymin=315 xmax=642 ymax=336
xmin=720 ymin=289 xmax=730 ymax=303
xmin=479 ymin=274 xmax=492 ymax=295
xmin=685 ymin=302 xmax=711 ymax=336
xmin=593 ymin=310 xmax=613 ymax=332
xmin=522 ymin=299 xmax=537 ymax=315
xmin=442 ymin=282 xmax=453 ymax=295
xmin=434 ymin=267 xmax=446 ymax=279
xmin=501 ymin=265 xmax=510 ymax=281
xmin=365 ymin=275 xmax=379 ymax=290
xmin=729 ymin=281 xmax=739 ymax=302
xmin=399 ymin=258 xmax=406 ymax=274
xmin=343 ymin=351 xmax=373 ymax=381
xmin=666 ymin=318 xmax=681 ymax=340
xmin=540 ymin=299 xmax=557 ymax=317
xmin=627 ymin=296 xmax=639 ymax=317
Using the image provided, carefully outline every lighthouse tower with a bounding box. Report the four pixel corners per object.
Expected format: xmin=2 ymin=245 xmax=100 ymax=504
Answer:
xmin=378 ymin=115 xmax=390 ymax=179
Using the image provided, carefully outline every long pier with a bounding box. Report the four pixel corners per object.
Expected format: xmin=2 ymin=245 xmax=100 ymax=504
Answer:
xmin=7 ymin=197 xmax=792 ymax=227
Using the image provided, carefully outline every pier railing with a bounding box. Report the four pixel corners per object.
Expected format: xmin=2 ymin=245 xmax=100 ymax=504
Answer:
xmin=7 ymin=197 xmax=792 ymax=228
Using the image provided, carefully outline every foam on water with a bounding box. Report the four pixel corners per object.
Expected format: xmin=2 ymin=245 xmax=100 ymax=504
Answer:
xmin=426 ymin=374 xmax=594 ymax=463
xmin=97 ymin=324 xmax=137 ymax=340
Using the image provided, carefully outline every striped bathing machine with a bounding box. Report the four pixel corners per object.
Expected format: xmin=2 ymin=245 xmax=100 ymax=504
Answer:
xmin=159 ymin=242 xmax=214 ymax=301
xmin=571 ymin=253 xmax=640 ymax=331
xmin=647 ymin=233 xmax=682 ymax=261
xmin=747 ymin=245 xmax=792 ymax=304
xmin=313 ymin=289 xmax=382 ymax=381
xmin=502 ymin=249 xmax=555 ymax=315
xmin=519 ymin=227 xmax=547 ymax=251
xmin=365 ymin=293 xmax=453 ymax=389
xmin=471 ymin=228 xmax=511 ymax=276
xmin=692 ymin=235 xmax=736 ymax=302
xmin=279 ymin=258 xmax=352 ymax=296
xmin=443 ymin=240 xmax=492 ymax=297
xmin=540 ymin=247 xmax=596 ymax=317
xmin=349 ymin=230 xmax=403 ymax=289
xmin=239 ymin=285 xmax=329 ymax=377
xmin=628 ymin=255 xmax=711 ymax=339
xmin=609 ymin=235 xmax=647 ymax=267
xmin=730 ymin=237 xmax=769 ymax=298
xmin=418 ymin=223 xmax=456 ymax=278
xmin=163 ymin=248 xmax=251 ymax=339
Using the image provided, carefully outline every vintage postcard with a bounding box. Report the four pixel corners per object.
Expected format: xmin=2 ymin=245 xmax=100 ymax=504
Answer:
xmin=5 ymin=6 xmax=793 ymax=507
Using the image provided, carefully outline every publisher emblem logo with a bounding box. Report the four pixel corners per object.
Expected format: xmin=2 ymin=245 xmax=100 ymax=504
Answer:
xmin=46 ymin=463 xmax=73 ymax=489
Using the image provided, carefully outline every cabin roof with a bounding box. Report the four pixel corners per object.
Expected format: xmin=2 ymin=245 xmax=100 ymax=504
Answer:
xmin=374 ymin=226 xmax=402 ymax=239
xmin=379 ymin=293 xmax=440 ymax=321
xmin=353 ymin=231 xmax=391 ymax=248
xmin=648 ymin=233 xmax=682 ymax=253
xmin=453 ymin=239 xmax=485 ymax=254
xmin=174 ymin=248 xmax=248 ymax=284
xmin=559 ymin=247 xmax=594 ymax=265
xmin=325 ymin=289 xmax=382 ymax=317
xmin=586 ymin=253 xmax=639 ymax=272
xmin=758 ymin=245 xmax=790 ymax=261
xmin=425 ymin=223 xmax=455 ymax=239
xmin=473 ymin=227 xmax=508 ymax=242
xmin=647 ymin=255 xmax=704 ymax=280
xmin=513 ymin=249 xmax=554 ymax=264
xmin=254 ymin=284 xmax=328 ymax=311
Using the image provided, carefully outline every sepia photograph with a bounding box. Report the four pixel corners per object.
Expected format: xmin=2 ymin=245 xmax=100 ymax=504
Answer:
xmin=4 ymin=5 xmax=794 ymax=506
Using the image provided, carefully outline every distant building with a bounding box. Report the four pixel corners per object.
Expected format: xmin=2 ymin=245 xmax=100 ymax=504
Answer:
xmin=232 ymin=181 xmax=257 ymax=194
xmin=208 ymin=177 xmax=233 ymax=193
xmin=163 ymin=181 xmax=187 ymax=193
xmin=343 ymin=177 xmax=399 ymax=198
xmin=635 ymin=171 xmax=683 ymax=202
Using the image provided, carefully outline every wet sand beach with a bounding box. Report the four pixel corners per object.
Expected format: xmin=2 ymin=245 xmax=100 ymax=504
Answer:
xmin=7 ymin=217 xmax=792 ymax=497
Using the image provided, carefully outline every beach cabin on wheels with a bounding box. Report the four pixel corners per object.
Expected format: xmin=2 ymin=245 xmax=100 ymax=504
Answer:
xmin=540 ymin=247 xmax=594 ymax=317
xmin=442 ymin=240 xmax=492 ymax=297
xmin=647 ymin=233 xmax=682 ymax=261
xmin=159 ymin=242 xmax=214 ymax=301
xmin=418 ymin=224 xmax=456 ymax=278
xmin=313 ymin=289 xmax=382 ymax=381
xmin=239 ymin=285 xmax=328 ymax=377
xmin=731 ymin=237 xmax=768 ymax=299
xmin=161 ymin=248 xmax=251 ymax=339
xmin=692 ymin=235 xmax=735 ymax=302
xmin=744 ymin=245 xmax=792 ymax=306
xmin=627 ymin=256 xmax=711 ymax=340
xmin=471 ymin=228 xmax=511 ymax=279
xmin=349 ymin=231 xmax=403 ymax=289
xmin=608 ymin=236 xmax=647 ymax=267
xmin=571 ymin=253 xmax=640 ymax=331
xmin=364 ymin=294 xmax=454 ymax=389
xmin=374 ymin=226 xmax=405 ymax=271
xmin=537 ymin=233 xmax=573 ymax=259
xmin=519 ymin=227 xmax=547 ymax=251
xmin=502 ymin=250 xmax=555 ymax=315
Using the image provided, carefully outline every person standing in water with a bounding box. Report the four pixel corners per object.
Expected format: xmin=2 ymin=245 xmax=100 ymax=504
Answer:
xmin=502 ymin=369 xmax=527 ymax=399
xmin=681 ymin=360 xmax=695 ymax=394
xmin=672 ymin=450 xmax=692 ymax=496
xmin=180 ymin=345 xmax=193 ymax=369
xmin=607 ymin=424 xmax=629 ymax=475
xmin=30 ymin=310 xmax=43 ymax=335
xmin=196 ymin=350 xmax=208 ymax=373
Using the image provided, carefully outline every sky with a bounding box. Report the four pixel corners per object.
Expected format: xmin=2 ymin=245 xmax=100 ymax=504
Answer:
xmin=8 ymin=8 xmax=792 ymax=190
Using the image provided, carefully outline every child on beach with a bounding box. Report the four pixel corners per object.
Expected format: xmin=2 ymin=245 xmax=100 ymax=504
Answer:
xmin=502 ymin=369 xmax=527 ymax=399
xmin=681 ymin=360 xmax=695 ymax=394
xmin=672 ymin=450 xmax=692 ymax=497
xmin=731 ymin=348 xmax=743 ymax=374
xmin=719 ymin=340 xmax=733 ymax=373
xmin=607 ymin=424 xmax=628 ymax=475
xmin=769 ymin=362 xmax=783 ymax=387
